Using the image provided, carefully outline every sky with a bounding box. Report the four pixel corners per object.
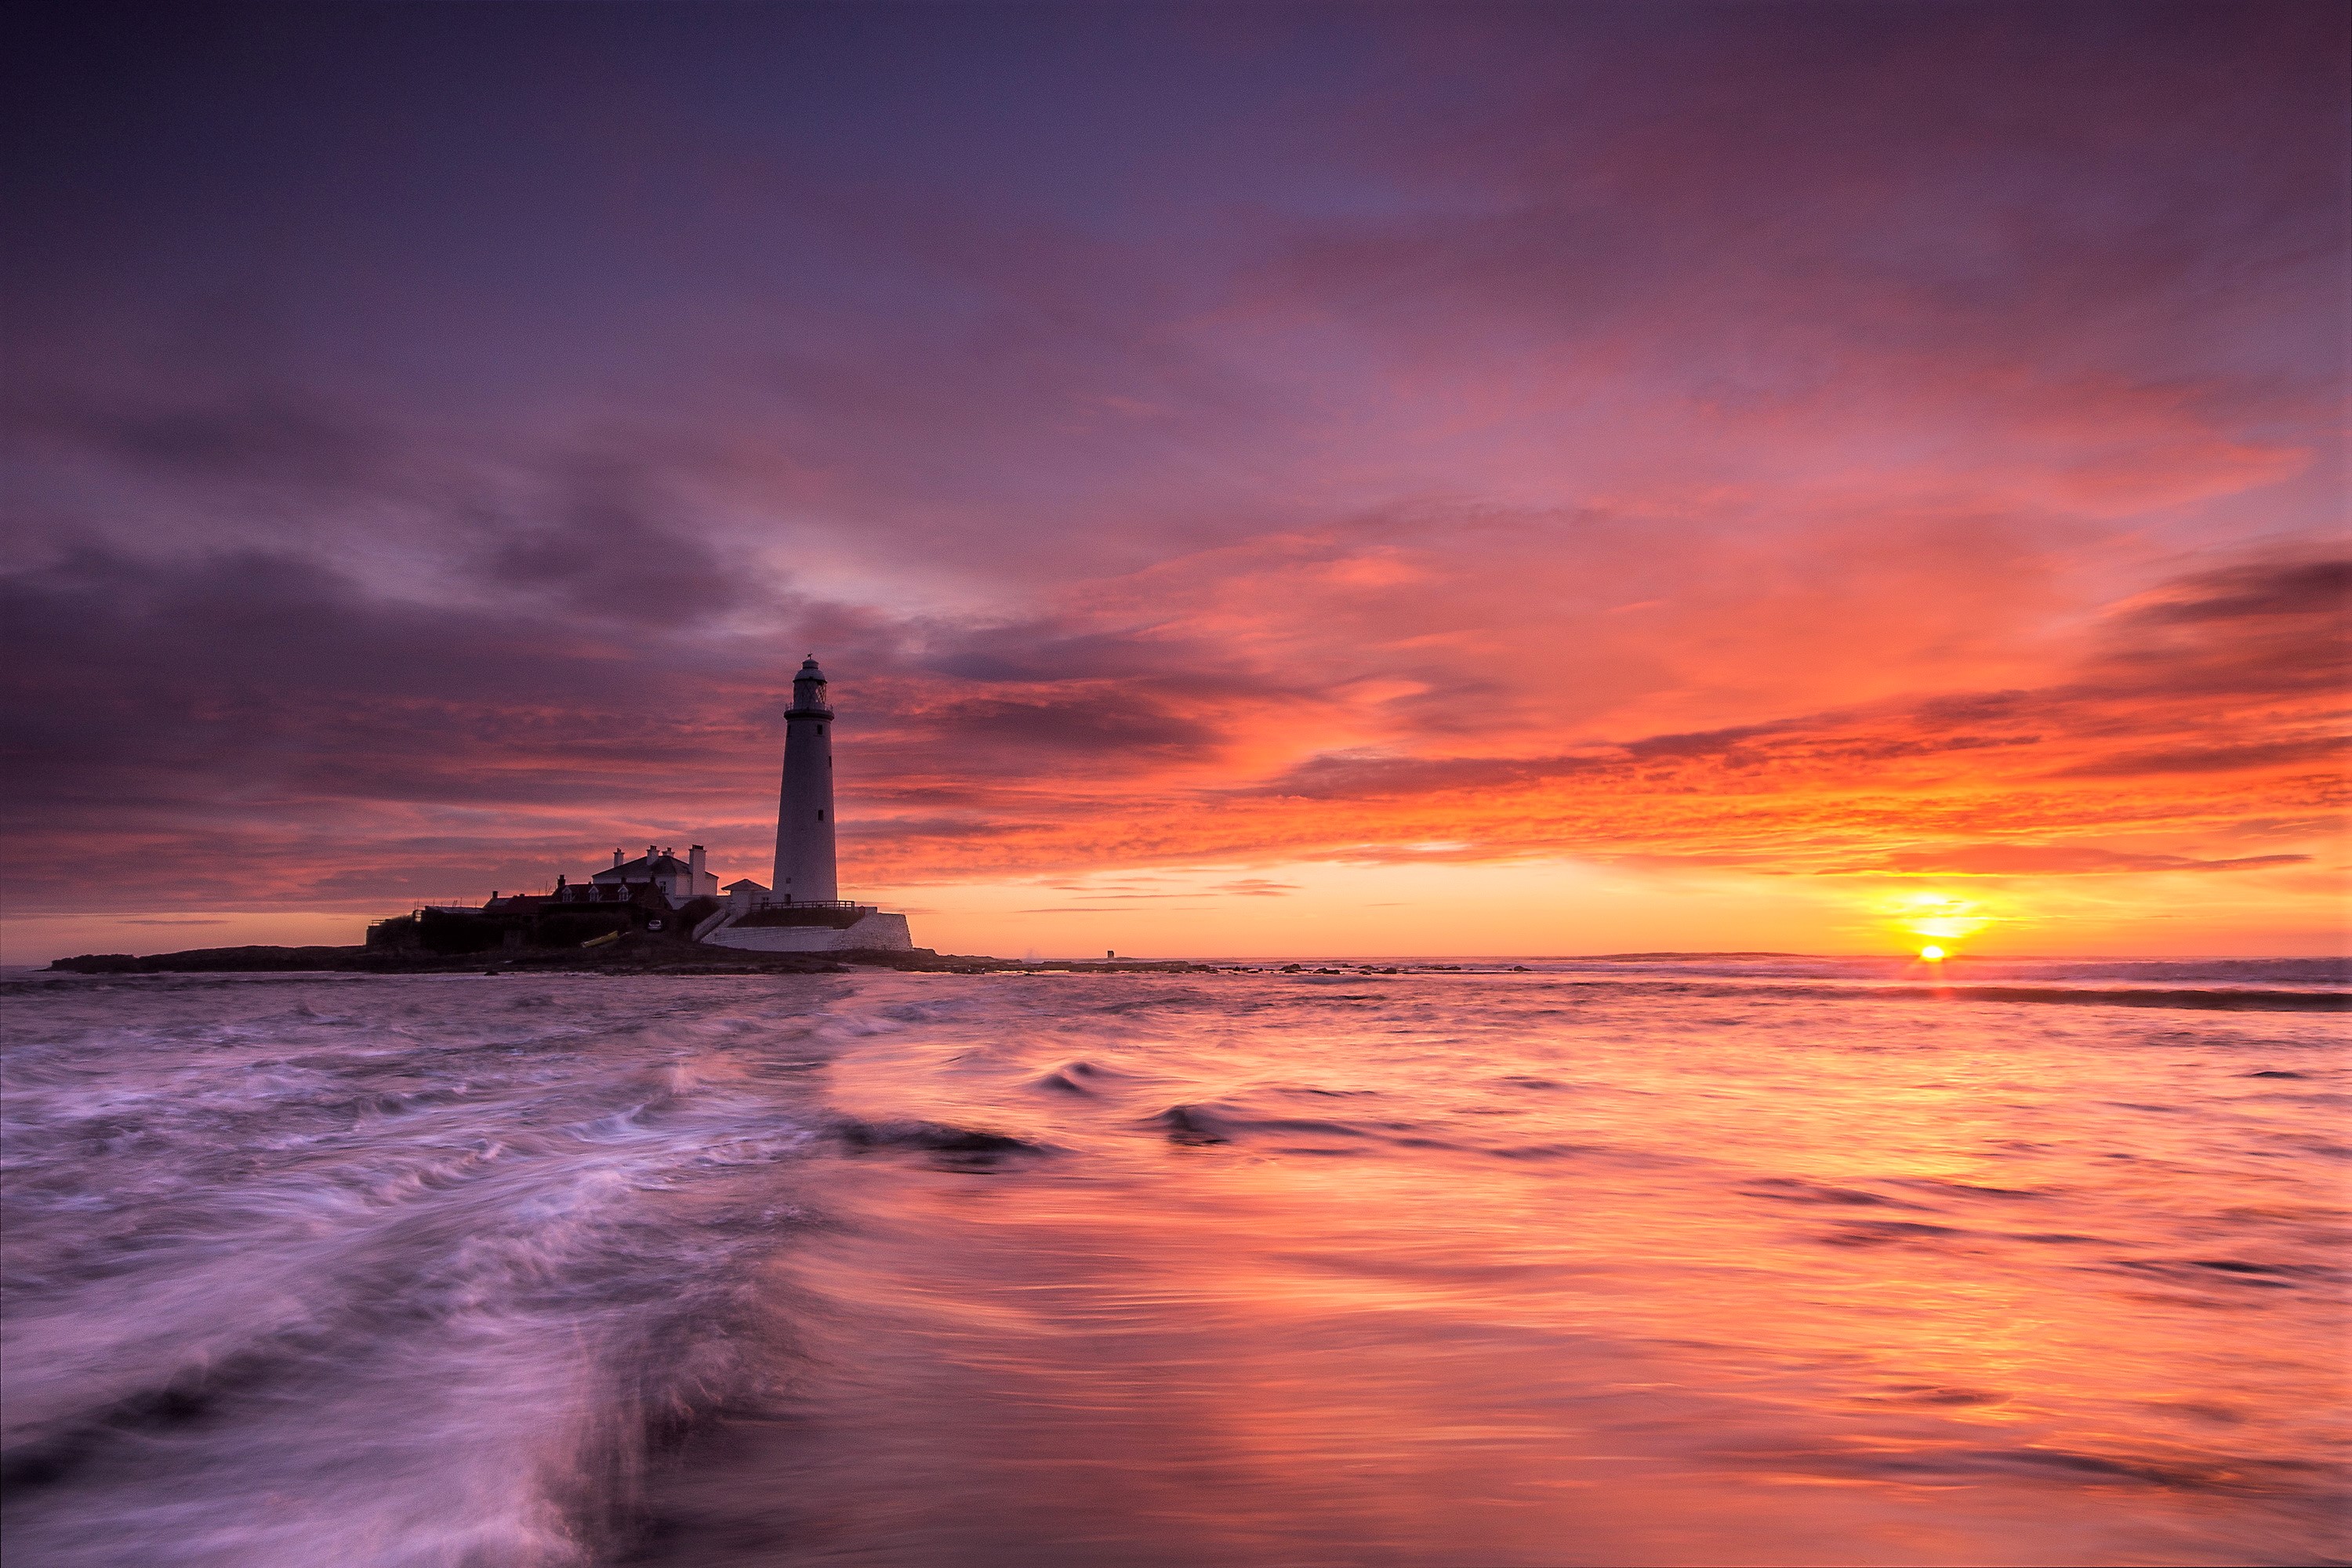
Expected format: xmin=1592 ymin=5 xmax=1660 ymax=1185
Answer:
xmin=2 ymin=0 xmax=2344 ymax=963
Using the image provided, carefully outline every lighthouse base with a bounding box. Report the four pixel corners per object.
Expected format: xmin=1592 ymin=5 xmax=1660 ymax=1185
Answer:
xmin=698 ymin=909 xmax=914 ymax=953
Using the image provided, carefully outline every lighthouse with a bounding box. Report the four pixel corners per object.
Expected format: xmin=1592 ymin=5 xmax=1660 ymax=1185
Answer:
xmin=696 ymin=654 xmax=911 ymax=949
xmin=472 ymin=652 xmax=910 ymax=953
xmin=771 ymin=655 xmax=839 ymax=902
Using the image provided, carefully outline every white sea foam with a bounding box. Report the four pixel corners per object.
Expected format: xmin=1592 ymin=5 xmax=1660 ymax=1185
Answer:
xmin=2 ymin=976 xmax=841 ymax=1567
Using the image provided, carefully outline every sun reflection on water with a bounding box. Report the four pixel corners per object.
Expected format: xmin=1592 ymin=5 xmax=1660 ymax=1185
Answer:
xmin=728 ymin=968 xmax=2349 ymax=1566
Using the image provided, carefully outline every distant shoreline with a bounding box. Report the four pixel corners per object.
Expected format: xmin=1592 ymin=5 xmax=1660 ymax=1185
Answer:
xmin=37 ymin=936 xmax=1192 ymax=978
xmin=24 ymin=943 xmax=2344 ymax=1012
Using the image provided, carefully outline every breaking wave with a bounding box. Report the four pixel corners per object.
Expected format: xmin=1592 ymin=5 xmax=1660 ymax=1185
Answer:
xmin=0 ymin=977 xmax=859 ymax=1566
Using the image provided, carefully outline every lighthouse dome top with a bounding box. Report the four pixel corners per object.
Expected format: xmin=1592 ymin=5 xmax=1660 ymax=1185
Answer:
xmin=788 ymin=655 xmax=833 ymax=717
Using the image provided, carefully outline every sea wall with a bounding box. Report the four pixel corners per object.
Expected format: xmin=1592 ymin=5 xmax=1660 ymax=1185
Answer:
xmin=699 ymin=911 xmax=915 ymax=953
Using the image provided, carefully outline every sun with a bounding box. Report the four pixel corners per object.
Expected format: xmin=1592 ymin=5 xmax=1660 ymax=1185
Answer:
xmin=1918 ymin=944 xmax=1947 ymax=961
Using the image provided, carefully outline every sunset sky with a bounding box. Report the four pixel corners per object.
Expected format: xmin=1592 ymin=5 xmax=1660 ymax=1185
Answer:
xmin=3 ymin=2 xmax=2343 ymax=963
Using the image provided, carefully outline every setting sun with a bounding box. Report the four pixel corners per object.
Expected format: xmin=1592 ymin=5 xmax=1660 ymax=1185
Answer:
xmin=1918 ymin=945 xmax=1947 ymax=961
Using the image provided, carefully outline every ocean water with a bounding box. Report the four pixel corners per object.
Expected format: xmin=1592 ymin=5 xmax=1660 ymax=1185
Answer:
xmin=2 ymin=957 xmax=2344 ymax=1566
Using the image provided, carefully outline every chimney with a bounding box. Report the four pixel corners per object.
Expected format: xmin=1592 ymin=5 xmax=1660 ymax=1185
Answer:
xmin=612 ymin=848 xmax=623 ymax=868
xmin=689 ymin=844 xmax=706 ymax=880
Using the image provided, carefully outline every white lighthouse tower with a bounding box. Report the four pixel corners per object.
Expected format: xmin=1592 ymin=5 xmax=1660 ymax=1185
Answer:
xmin=771 ymin=655 xmax=838 ymax=902
xmin=695 ymin=655 xmax=913 ymax=953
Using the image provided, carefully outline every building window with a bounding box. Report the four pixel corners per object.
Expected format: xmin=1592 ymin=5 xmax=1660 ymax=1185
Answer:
xmin=816 ymin=810 xmax=826 ymax=821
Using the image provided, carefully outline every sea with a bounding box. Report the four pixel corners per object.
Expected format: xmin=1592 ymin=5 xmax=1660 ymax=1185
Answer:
xmin=2 ymin=956 xmax=2345 ymax=1567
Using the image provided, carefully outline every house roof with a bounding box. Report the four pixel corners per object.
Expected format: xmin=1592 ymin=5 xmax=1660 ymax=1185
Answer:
xmin=592 ymin=852 xmax=694 ymax=881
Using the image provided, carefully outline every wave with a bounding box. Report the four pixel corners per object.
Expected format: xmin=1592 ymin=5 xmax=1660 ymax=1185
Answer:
xmin=1224 ymin=974 xmax=2347 ymax=1012
xmin=0 ymin=982 xmax=837 ymax=1568
xmin=829 ymin=1116 xmax=1052 ymax=1163
xmin=1210 ymin=954 xmax=2350 ymax=989
xmin=1844 ymin=984 xmax=2344 ymax=1011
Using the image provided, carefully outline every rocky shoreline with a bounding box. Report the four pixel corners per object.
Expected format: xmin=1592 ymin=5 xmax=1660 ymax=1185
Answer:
xmin=42 ymin=933 xmax=1200 ymax=978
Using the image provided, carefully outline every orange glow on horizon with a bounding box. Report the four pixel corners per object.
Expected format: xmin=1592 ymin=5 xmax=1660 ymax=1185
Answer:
xmin=1887 ymin=891 xmax=1996 ymax=949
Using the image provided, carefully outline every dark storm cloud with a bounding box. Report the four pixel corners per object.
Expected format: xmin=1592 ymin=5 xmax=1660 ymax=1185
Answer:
xmin=905 ymin=690 xmax=1200 ymax=760
xmin=4 ymin=546 xmax=606 ymax=715
xmin=1299 ymin=3 xmax=2343 ymax=365
xmin=7 ymin=383 xmax=389 ymax=491
xmin=1242 ymin=721 xmax=2049 ymax=802
xmin=2128 ymin=559 xmax=2351 ymax=628
xmin=2078 ymin=556 xmax=2350 ymax=701
xmin=0 ymin=545 xmax=727 ymax=834
xmin=486 ymin=474 xmax=757 ymax=624
xmin=1235 ymin=751 xmax=1603 ymax=801
xmin=838 ymin=815 xmax=1024 ymax=843
xmin=924 ymin=626 xmax=1200 ymax=684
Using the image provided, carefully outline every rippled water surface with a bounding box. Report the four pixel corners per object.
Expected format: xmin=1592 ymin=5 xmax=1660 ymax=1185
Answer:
xmin=3 ymin=960 xmax=2345 ymax=1566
